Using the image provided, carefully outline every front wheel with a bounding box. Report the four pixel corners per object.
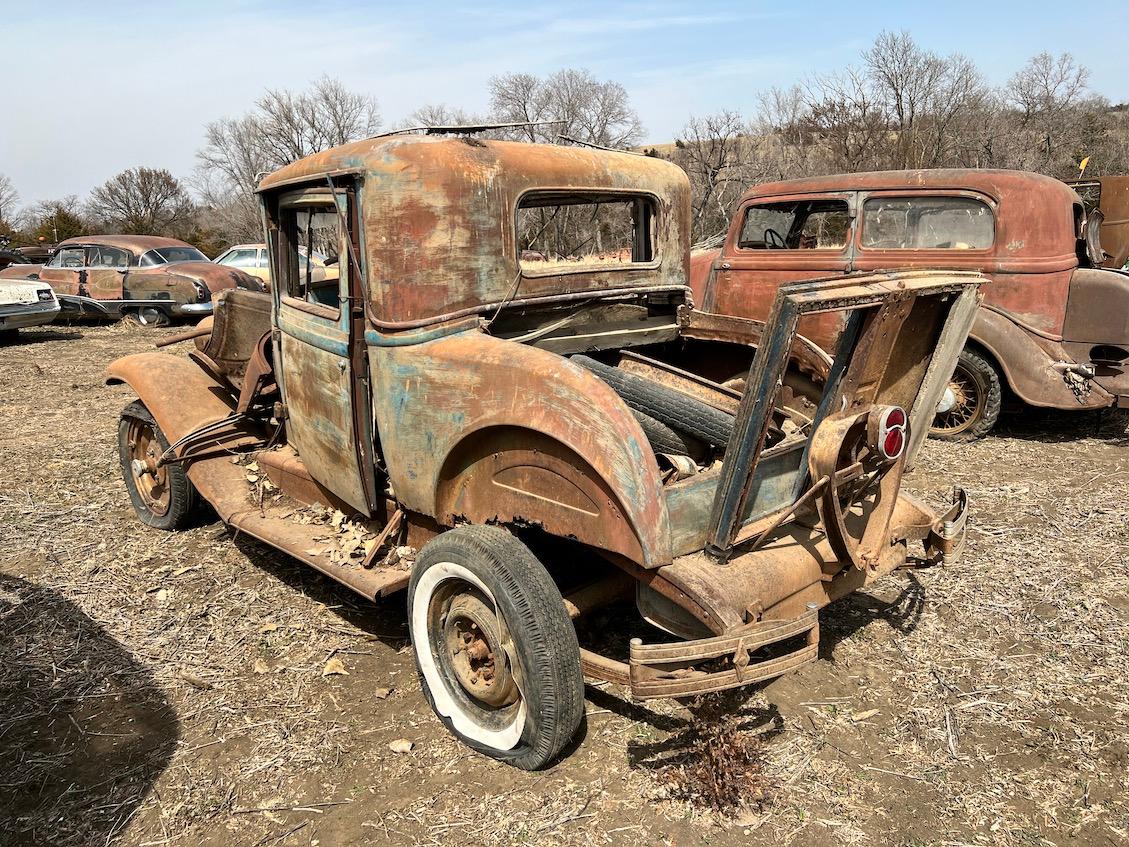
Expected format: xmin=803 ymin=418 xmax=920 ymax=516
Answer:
xmin=118 ymin=400 xmax=200 ymax=529
xmin=408 ymin=525 xmax=584 ymax=770
xmin=930 ymin=348 xmax=1002 ymax=441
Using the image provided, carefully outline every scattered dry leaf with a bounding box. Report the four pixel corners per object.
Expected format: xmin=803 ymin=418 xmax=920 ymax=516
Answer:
xmin=322 ymin=657 xmax=348 ymax=677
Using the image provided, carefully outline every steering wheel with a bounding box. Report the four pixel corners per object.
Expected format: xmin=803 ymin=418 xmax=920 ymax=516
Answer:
xmin=764 ymin=227 xmax=787 ymax=249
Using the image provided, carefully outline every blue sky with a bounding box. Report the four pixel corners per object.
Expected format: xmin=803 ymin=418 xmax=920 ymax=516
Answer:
xmin=3 ymin=0 xmax=1127 ymax=205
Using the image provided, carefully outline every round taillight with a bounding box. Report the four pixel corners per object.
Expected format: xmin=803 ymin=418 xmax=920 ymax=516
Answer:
xmin=884 ymin=407 xmax=906 ymax=429
xmin=872 ymin=405 xmax=908 ymax=461
xmin=883 ymin=428 xmax=905 ymax=459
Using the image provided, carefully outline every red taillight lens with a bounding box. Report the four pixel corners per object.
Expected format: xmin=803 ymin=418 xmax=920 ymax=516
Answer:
xmin=872 ymin=405 xmax=908 ymax=461
xmin=884 ymin=407 xmax=906 ymax=429
xmin=883 ymin=428 xmax=904 ymax=459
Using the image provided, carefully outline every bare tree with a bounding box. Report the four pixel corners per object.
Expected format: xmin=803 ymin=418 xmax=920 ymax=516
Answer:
xmin=88 ymin=167 xmax=196 ymax=237
xmin=197 ymin=77 xmax=380 ymax=244
xmin=1005 ymin=52 xmax=1097 ymax=174
xmin=489 ymin=69 xmax=643 ymax=147
xmin=408 ymin=103 xmax=491 ymax=128
xmin=0 ymin=174 xmax=18 ymax=225
xmin=20 ymin=197 xmax=89 ymax=243
xmin=673 ymin=112 xmax=763 ymax=242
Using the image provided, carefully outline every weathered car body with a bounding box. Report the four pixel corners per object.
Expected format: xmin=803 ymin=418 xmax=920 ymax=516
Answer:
xmin=0 ymin=276 xmax=59 ymax=336
xmin=107 ymin=135 xmax=980 ymax=768
xmin=1070 ymin=175 xmax=1129 ymax=269
xmin=213 ymin=242 xmax=335 ymax=288
xmin=0 ymin=235 xmax=262 ymax=326
xmin=691 ymin=169 xmax=1129 ymax=438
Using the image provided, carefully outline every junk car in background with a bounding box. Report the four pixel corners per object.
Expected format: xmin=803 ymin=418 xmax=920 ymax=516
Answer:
xmin=0 ymin=235 xmax=263 ymax=326
xmin=1070 ymin=175 xmax=1129 ymax=270
xmin=107 ymin=133 xmax=980 ymax=769
xmin=691 ymin=169 xmax=1129 ymax=439
xmin=213 ymin=242 xmax=336 ymax=289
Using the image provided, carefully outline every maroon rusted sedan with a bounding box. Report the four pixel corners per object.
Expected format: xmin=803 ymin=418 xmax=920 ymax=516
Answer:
xmin=0 ymin=235 xmax=262 ymax=326
xmin=691 ymin=169 xmax=1129 ymax=438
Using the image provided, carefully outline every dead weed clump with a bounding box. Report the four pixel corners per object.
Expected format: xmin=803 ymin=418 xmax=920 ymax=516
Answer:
xmin=659 ymin=697 xmax=775 ymax=813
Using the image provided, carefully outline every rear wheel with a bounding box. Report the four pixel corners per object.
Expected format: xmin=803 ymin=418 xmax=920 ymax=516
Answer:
xmin=931 ymin=348 xmax=1001 ymax=441
xmin=118 ymin=400 xmax=199 ymax=529
xmin=409 ymin=525 xmax=584 ymax=770
xmin=125 ymin=306 xmax=171 ymax=328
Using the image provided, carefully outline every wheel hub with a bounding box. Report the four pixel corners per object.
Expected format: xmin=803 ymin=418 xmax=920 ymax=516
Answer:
xmin=443 ymin=593 xmax=518 ymax=708
xmin=128 ymin=419 xmax=170 ymax=515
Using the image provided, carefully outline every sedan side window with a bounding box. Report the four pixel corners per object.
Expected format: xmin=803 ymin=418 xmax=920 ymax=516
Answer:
xmin=219 ymin=248 xmax=259 ymax=268
xmin=738 ymin=200 xmax=849 ymax=250
xmin=87 ymin=246 xmax=131 ymax=268
xmin=862 ymin=197 xmax=994 ymax=249
xmin=48 ymin=247 xmax=87 ymax=268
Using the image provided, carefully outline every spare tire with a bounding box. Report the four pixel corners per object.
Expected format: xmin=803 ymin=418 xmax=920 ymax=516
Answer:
xmin=572 ymin=355 xmax=734 ymax=449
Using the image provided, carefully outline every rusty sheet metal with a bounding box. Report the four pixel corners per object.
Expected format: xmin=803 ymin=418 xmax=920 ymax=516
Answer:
xmin=692 ymin=168 xmax=1129 ymax=415
xmin=368 ymin=327 xmax=671 ymax=567
xmin=1070 ymin=175 xmax=1129 ymax=268
xmin=970 ymin=308 xmax=1113 ymax=409
xmin=259 ymin=136 xmax=691 ymax=328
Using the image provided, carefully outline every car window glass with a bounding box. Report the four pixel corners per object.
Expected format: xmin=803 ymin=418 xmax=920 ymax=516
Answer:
xmin=862 ymin=197 xmax=994 ymax=249
xmin=87 ymin=246 xmax=131 ymax=268
xmin=220 ymin=248 xmax=258 ymax=268
xmin=154 ymin=246 xmax=208 ymax=264
xmin=280 ymin=201 xmax=343 ymax=311
xmin=738 ymin=199 xmax=849 ymax=250
xmin=138 ymin=251 xmax=164 ymax=267
xmin=48 ymin=247 xmax=87 ymax=268
xmin=258 ymin=249 xmax=268 ymax=268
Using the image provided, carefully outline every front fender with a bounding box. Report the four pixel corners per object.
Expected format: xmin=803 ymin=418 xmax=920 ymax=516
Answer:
xmin=970 ymin=309 xmax=1111 ymax=409
xmin=370 ymin=332 xmax=672 ymax=567
xmin=105 ymin=352 xmax=238 ymax=449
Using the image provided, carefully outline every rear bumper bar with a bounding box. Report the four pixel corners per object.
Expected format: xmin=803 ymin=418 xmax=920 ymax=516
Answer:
xmin=627 ymin=608 xmax=819 ymax=699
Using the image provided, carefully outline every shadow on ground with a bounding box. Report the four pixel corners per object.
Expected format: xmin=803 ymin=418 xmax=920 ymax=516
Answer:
xmin=992 ymin=405 xmax=1129 ymax=446
xmin=0 ymin=575 xmax=179 ymax=847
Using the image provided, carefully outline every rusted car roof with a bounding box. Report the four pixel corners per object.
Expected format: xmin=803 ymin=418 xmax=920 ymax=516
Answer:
xmin=56 ymin=235 xmax=194 ymax=253
xmin=744 ymin=168 xmax=1078 ymax=204
xmin=738 ymin=168 xmax=1082 ymax=267
xmin=259 ymin=135 xmax=692 ymax=327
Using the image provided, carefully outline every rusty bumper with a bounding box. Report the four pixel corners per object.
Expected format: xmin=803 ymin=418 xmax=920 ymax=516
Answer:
xmin=627 ymin=608 xmax=819 ymax=699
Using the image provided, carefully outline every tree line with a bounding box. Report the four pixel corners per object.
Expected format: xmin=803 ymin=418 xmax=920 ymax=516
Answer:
xmin=1 ymin=32 xmax=1125 ymax=254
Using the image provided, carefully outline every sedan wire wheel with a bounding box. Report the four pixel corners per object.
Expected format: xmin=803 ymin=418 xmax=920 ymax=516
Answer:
xmin=126 ymin=418 xmax=171 ymax=517
xmin=933 ymin=363 xmax=985 ymax=436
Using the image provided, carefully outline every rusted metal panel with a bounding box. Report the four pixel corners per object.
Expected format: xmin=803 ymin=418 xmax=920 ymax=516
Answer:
xmin=259 ymin=137 xmax=692 ymax=328
xmin=695 ymin=167 xmax=1129 ymax=416
xmin=1069 ymin=176 xmax=1129 ymax=268
xmin=368 ymin=326 xmax=672 ymax=567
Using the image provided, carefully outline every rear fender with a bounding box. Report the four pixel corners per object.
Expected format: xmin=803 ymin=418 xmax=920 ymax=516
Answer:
xmin=970 ymin=309 xmax=1111 ymax=409
xmin=370 ymin=332 xmax=672 ymax=567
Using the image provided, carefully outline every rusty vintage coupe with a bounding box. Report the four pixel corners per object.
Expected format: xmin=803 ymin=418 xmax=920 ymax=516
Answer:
xmin=692 ymin=170 xmax=1129 ymax=439
xmin=0 ymin=235 xmax=263 ymax=326
xmin=107 ymin=134 xmax=979 ymax=768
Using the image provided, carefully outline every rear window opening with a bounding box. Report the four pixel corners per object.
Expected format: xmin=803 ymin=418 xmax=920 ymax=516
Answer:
xmin=517 ymin=192 xmax=655 ymax=272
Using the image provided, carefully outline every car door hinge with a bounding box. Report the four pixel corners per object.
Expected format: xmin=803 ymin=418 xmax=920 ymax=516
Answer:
xmin=272 ymin=402 xmax=288 ymax=422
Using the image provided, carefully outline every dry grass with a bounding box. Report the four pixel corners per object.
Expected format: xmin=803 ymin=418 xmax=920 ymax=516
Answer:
xmin=1 ymin=323 xmax=1127 ymax=846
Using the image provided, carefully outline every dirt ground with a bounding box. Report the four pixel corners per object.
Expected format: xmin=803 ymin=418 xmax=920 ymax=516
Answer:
xmin=1 ymin=323 xmax=1127 ymax=847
